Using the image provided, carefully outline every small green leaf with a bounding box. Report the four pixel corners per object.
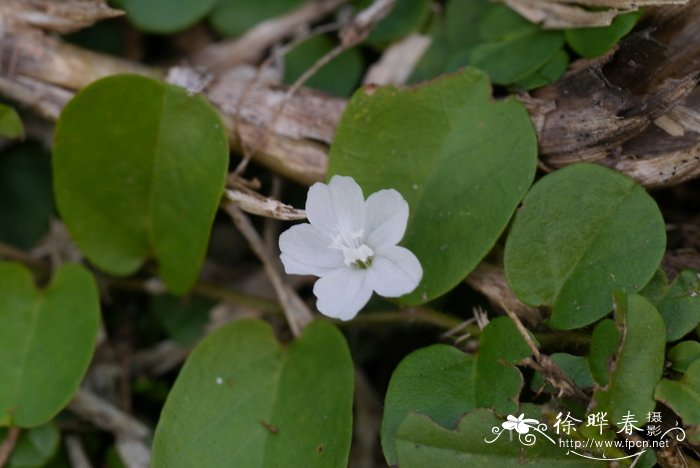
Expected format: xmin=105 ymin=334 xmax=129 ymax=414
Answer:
xmin=209 ymin=0 xmax=305 ymax=37
xmin=668 ymin=341 xmax=700 ymax=373
xmin=152 ymin=320 xmax=353 ymax=467
xmin=329 ymin=68 xmax=537 ymax=304
xmin=654 ymin=360 xmax=700 ymax=425
xmin=0 ymin=421 xmax=60 ymax=467
xmin=152 ymin=295 xmax=214 ymax=346
xmin=0 ymin=104 xmax=24 ymax=139
xmin=640 ymin=269 xmax=668 ymax=304
xmin=655 ymin=269 xmax=700 ymax=341
xmin=565 ymin=12 xmax=641 ymax=59
xmin=0 ymin=143 xmax=54 ymax=250
xmin=512 ymin=49 xmax=569 ymax=90
xmin=395 ymin=410 xmax=604 ymax=467
xmin=53 ymin=75 xmax=229 ymax=294
xmin=588 ymin=319 xmax=620 ymax=386
xmin=474 ymin=317 xmax=532 ymax=414
xmin=284 ymin=36 xmax=364 ymax=97
xmin=122 ymin=0 xmax=218 ymax=33
xmin=505 ymin=163 xmax=666 ymax=330
xmin=381 ymin=345 xmax=475 ymax=465
xmin=0 ymin=263 xmax=100 ymax=427
xmin=364 ymin=0 xmax=431 ymax=46
xmin=592 ymin=293 xmax=665 ymax=427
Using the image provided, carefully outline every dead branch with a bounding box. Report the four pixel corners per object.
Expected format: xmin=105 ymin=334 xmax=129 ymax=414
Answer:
xmin=0 ymin=0 xmax=123 ymax=33
xmin=0 ymin=427 xmax=20 ymax=468
xmin=68 ymin=388 xmax=151 ymax=440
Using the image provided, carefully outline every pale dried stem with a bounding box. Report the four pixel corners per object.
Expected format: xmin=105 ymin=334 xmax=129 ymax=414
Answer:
xmin=0 ymin=427 xmax=21 ymax=468
xmin=68 ymin=388 xmax=151 ymax=440
xmin=65 ymin=436 xmax=93 ymax=468
xmin=224 ymin=205 xmax=313 ymax=336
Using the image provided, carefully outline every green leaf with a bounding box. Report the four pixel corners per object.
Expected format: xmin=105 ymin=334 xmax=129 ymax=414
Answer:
xmin=505 ymin=163 xmax=666 ymax=330
xmin=395 ymin=410 xmax=604 ymax=467
xmin=474 ymin=317 xmax=532 ymax=414
xmin=209 ymin=0 xmax=305 ymax=37
xmin=329 ymin=68 xmax=537 ymax=304
xmin=381 ymin=345 xmax=475 ymax=465
xmin=512 ymin=49 xmax=569 ymax=90
xmin=53 ymin=75 xmax=229 ymax=294
xmin=565 ymin=12 xmax=640 ymax=58
xmin=122 ymin=0 xmax=218 ymax=33
xmin=654 ymin=360 xmax=700 ymax=425
xmin=152 ymin=294 xmax=214 ymax=346
xmin=0 ymin=263 xmax=100 ymax=427
xmin=592 ymin=293 xmax=665 ymax=427
xmin=0 ymin=104 xmax=24 ymax=139
xmin=152 ymin=320 xmax=353 ymax=467
xmin=668 ymin=341 xmax=700 ymax=373
xmin=364 ymin=0 xmax=431 ymax=46
xmin=588 ymin=319 xmax=620 ymax=386
xmin=469 ymin=5 xmax=565 ymax=85
xmin=283 ymin=36 xmax=364 ymax=97
xmin=655 ymin=269 xmax=700 ymax=341
xmin=0 ymin=143 xmax=54 ymax=250
xmin=0 ymin=421 xmax=60 ymax=467
xmin=639 ymin=269 xmax=668 ymax=304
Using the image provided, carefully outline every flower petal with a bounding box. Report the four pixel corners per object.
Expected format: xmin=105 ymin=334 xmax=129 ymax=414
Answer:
xmin=279 ymin=223 xmax=344 ymax=276
xmin=313 ymin=268 xmax=372 ymax=320
xmin=364 ymin=189 xmax=409 ymax=249
xmin=369 ymin=245 xmax=422 ymax=297
xmin=515 ymin=423 xmax=531 ymax=434
xmin=306 ymin=175 xmax=365 ymax=236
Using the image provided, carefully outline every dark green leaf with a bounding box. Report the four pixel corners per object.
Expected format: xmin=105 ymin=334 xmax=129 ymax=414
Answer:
xmin=53 ymin=75 xmax=229 ymax=294
xmin=152 ymin=295 xmax=214 ymax=346
xmin=532 ymin=353 xmax=594 ymax=392
xmin=0 ymin=104 xmax=23 ymax=139
xmin=505 ymin=163 xmax=666 ymax=330
xmin=592 ymin=293 xmax=665 ymax=427
xmin=475 ymin=317 xmax=532 ymax=414
xmin=284 ymin=36 xmax=364 ymax=97
xmin=122 ymin=0 xmax=218 ymax=33
xmin=209 ymin=0 xmax=305 ymax=37
xmin=565 ymin=12 xmax=641 ymax=59
xmin=0 ymin=143 xmax=54 ymax=250
xmin=512 ymin=49 xmax=569 ymax=90
xmin=0 ymin=263 xmax=100 ymax=427
xmin=654 ymin=360 xmax=700 ymax=425
xmin=365 ymin=0 xmax=431 ymax=46
xmin=329 ymin=68 xmax=537 ymax=304
xmin=381 ymin=345 xmax=475 ymax=465
xmin=0 ymin=421 xmax=60 ymax=467
xmin=152 ymin=320 xmax=353 ymax=467
xmin=639 ymin=269 xmax=668 ymax=304
xmin=655 ymin=269 xmax=700 ymax=341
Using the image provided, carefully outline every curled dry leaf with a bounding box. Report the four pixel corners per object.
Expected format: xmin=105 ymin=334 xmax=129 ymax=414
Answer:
xmin=502 ymin=0 xmax=688 ymax=29
xmin=0 ymin=0 xmax=123 ymax=34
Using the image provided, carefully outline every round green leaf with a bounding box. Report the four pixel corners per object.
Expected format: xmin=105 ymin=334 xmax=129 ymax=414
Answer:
xmin=565 ymin=12 xmax=640 ymax=59
xmin=668 ymin=340 xmax=700 ymax=373
xmin=0 ymin=263 xmax=100 ymax=428
xmin=284 ymin=36 xmax=364 ymax=97
xmin=152 ymin=319 xmax=353 ymax=467
xmin=329 ymin=68 xmax=537 ymax=304
xmin=364 ymin=0 xmax=431 ymax=46
xmin=209 ymin=0 xmax=305 ymax=37
xmin=0 ymin=144 xmax=54 ymax=250
xmin=0 ymin=421 xmax=60 ymax=467
xmin=655 ymin=269 xmax=700 ymax=341
xmin=381 ymin=345 xmax=475 ymax=465
xmin=654 ymin=360 xmax=700 ymax=426
xmin=122 ymin=0 xmax=218 ymax=34
xmin=505 ymin=163 xmax=666 ymax=330
xmin=53 ymin=75 xmax=229 ymax=294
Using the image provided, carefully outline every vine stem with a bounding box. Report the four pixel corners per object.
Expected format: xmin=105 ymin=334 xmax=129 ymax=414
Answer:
xmin=0 ymin=427 xmax=21 ymax=468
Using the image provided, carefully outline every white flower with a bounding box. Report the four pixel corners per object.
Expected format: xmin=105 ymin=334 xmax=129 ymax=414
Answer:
xmin=502 ymin=414 xmax=539 ymax=434
xmin=279 ymin=175 xmax=422 ymax=321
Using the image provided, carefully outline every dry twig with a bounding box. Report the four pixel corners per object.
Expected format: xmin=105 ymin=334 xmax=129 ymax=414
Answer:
xmin=0 ymin=427 xmax=21 ymax=468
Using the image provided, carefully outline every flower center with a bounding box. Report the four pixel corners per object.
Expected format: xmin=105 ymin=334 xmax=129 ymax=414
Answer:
xmin=330 ymin=229 xmax=374 ymax=269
